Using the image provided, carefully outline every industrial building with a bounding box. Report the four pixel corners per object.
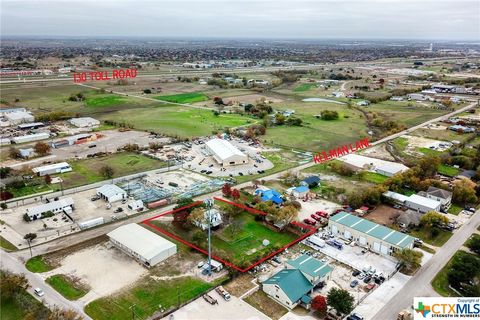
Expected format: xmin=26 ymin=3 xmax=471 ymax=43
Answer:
xmin=4 ymin=110 xmax=34 ymax=125
xmin=205 ymin=138 xmax=248 ymax=166
xmin=107 ymin=223 xmax=177 ymax=267
xmin=69 ymin=117 xmax=100 ymax=128
xmin=18 ymin=122 xmax=45 ymax=130
xmin=338 ymin=154 xmax=409 ymax=177
xmin=96 ymin=184 xmax=127 ymax=203
xmin=262 ymin=269 xmax=313 ymax=309
xmin=383 ymin=191 xmax=441 ymax=213
xmin=25 ymin=197 xmax=74 ymax=220
xmin=328 ymin=212 xmax=415 ymax=255
xmin=12 ymin=132 xmax=50 ymax=144
xmin=32 ymin=162 xmax=72 ymax=176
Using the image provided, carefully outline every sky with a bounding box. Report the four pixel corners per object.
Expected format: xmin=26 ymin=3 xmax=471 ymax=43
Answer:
xmin=1 ymin=0 xmax=479 ymax=40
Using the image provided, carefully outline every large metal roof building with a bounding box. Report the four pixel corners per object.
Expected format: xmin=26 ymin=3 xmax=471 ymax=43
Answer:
xmin=205 ymin=138 xmax=248 ymax=166
xmin=107 ymin=223 xmax=177 ymax=267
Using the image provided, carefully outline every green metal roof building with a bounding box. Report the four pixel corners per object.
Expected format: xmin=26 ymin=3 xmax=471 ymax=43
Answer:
xmin=262 ymin=269 xmax=314 ymax=309
xmin=328 ymin=211 xmax=415 ymax=255
xmin=286 ymin=254 xmax=333 ymax=284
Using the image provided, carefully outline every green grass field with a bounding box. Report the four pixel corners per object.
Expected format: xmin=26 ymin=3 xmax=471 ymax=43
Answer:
xmin=409 ymin=228 xmax=453 ymax=247
xmin=59 ymin=152 xmax=167 ymax=189
xmin=293 ymin=83 xmax=318 ymax=92
xmin=448 ymin=204 xmax=463 ymax=215
xmin=418 ymin=147 xmax=444 ymax=156
xmin=0 ymin=286 xmax=47 ymax=320
xmin=85 ymin=277 xmax=212 ymax=320
xmin=361 ymin=172 xmax=389 ymax=184
xmin=85 ymin=95 xmax=127 ymax=107
xmin=438 ymin=164 xmax=460 ymax=177
xmin=0 ymin=236 xmax=17 ymax=251
xmin=25 ymin=255 xmax=54 ymax=273
xmin=154 ymin=92 xmax=209 ymax=103
xmin=101 ymin=106 xmax=254 ymax=138
xmin=46 ymin=275 xmax=88 ymax=300
xmin=368 ymin=101 xmax=447 ymax=127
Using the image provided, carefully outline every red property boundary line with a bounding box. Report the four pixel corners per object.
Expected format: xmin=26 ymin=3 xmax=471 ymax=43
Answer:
xmin=141 ymin=197 xmax=317 ymax=272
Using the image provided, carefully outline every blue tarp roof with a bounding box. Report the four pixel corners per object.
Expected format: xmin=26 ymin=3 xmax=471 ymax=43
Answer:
xmin=293 ymin=186 xmax=309 ymax=193
xmin=255 ymin=188 xmax=284 ymax=204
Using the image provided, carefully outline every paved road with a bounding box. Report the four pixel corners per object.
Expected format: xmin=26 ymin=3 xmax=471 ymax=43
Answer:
xmin=0 ymin=249 xmax=92 ymax=320
xmin=373 ymin=209 xmax=480 ymax=320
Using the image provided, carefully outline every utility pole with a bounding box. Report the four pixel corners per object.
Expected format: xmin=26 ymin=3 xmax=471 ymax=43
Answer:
xmin=27 ymin=239 xmax=32 ymax=258
xmin=204 ymin=198 xmax=214 ymax=276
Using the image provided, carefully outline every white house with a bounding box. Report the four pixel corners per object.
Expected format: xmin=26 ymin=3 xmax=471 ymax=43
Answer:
xmin=383 ymin=191 xmax=441 ymax=213
xmin=96 ymin=184 xmax=127 ymax=203
xmin=107 ymin=223 xmax=177 ymax=268
xmin=205 ymin=138 xmax=248 ymax=166
xmin=25 ymin=197 xmax=74 ymax=220
xmin=419 ymin=187 xmax=452 ymax=211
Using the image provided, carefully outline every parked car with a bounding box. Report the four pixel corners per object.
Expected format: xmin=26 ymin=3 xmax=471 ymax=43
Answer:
xmin=197 ymin=261 xmax=204 ymax=268
xmin=200 ymin=169 xmax=207 ymax=173
xmin=347 ymin=313 xmax=364 ymax=320
xmin=363 ymin=276 xmax=372 ymax=283
xmin=357 ymin=272 xmax=366 ymax=280
xmin=350 ymin=280 xmax=359 ymax=288
xmin=311 ymin=214 xmax=321 ymax=221
xmin=316 ymin=211 xmax=329 ymax=218
xmin=352 ymin=270 xmax=361 ymax=277
xmin=303 ymin=218 xmax=316 ymax=225
xmin=91 ymin=195 xmax=100 ymax=201
xmin=366 ymin=283 xmax=376 ymax=291
xmin=114 ymin=207 xmax=123 ymax=213
xmin=34 ymin=288 xmax=44 ymax=297
xmin=238 ymin=172 xmax=244 ymax=176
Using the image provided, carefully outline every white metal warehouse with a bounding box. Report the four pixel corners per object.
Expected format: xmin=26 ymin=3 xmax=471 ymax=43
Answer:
xmin=96 ymin=184 xmax=127 ymax=203
xmin=205 ymin=138 xmax=248 ymax=166
xmin=68 ymin=117 xmax=100 ymax=128
xmin=328 ymin=212 xmax=415 ymax=256
xmin=25 ymin=197 xmax=74 ymax=220
xmin=32 ymin=162 xmax=72 ymax=176
xmin=107 ymin=223 xmax=177 ymax=267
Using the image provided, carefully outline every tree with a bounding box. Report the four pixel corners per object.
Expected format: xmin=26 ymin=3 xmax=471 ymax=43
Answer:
xmin=231 ymin=189 xmax=240 ymax=201
xmin=273 ymin=204 xmax=298 ymax=225
xmin=452 ymin=178 xmax=478 ymax=205
xmin=44 ymin=174 xmax=52 ymax=184
xmin=222 ymin=183 xmax=232 ymax=197
xmin=0 ymin=167 xmax=11 ymax=179
xmin=24 ymin=233 xmax=37 ymax=242
xmin=286 ymin=117 xmax=302 ymax=126
xmin=394 ymin=248 xmax=423 ymax=273
xmin=327 ymin=288 xmax=355 ymax=315
xmin=0 ymin=271 xmax=29 ymax=298
xmin=320 ymin=110 xmax=339 ymax=120
xmin=99 ymin=165 xmax=114 ymax=179
xmin=420 ymin=211 xmax=449 ymax=228
xmin=48 ymin=307 xmax=83 ymax=320
xmin=466 ymin=235 xmax=480 ymax=255
xmin=275 ymin=113 xmax=286 ymax=125
xmin=188 ymin=207 xmax=206 ymax=227
xmin=311 ymin=295 xmax=327 ymax=314
xmin=9 ymin=147 xmax=21 ymax=159
xmin=34 ymin=141 xmax=51 ymax=156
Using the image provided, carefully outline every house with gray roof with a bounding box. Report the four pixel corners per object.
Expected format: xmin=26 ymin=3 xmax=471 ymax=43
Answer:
xmin=421 ymin=186 xmax=452 ymax=211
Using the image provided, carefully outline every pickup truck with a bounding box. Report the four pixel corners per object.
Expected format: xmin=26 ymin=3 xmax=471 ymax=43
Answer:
xmin=203 ymin=293 xmax=218 ymax=305
xmin=215 ymin=286 xmax=231 ymax=301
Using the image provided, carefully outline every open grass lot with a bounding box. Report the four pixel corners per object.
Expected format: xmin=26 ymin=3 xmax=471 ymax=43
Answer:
xmin=244 ymin=290 xmax=288 ymax=320
xmin=85 ymin=94 xmax=128 ymax=107
xmin=101 ymin=106 xmax=255 ymax=138
xmin=293 ymin=83 xmax=318 ymax=92
xmin=85 ymin=277 xmax=212 ymax=320
xmin=235 ymin=151 xmax=298 ymax=184
xmin=25 ymin=255 xmax=55 ymax=273
xmin=0 ymin=236 xmax=17 ymax=251
xmin=447 ymin=204 xmax=463 ymax=215
xmin=150 ymin=205 xmax=298 ymax=269
xmin=431 ymin=250 xmax=480 ymax=297
xmin=59 ymin=152 xmax=166 ymax=188
xmin=438 ymin=164 xmax=460 ymax=177
xmin=367 ymin=101 xmax=448 ymax=127
xmin=361 ymin=172 xmax=389 ymax=184
xmin=411 ymin=127 xmax=475 ymax=143
xmin=153 ymin=92 xmax=209 ymax=103
xmin=261 ymin=101 xmax=367 ymax=151
xmin=46 ymin=274 xmax=88 ymax=300
xmin=409 ymin=227 xmax=453 ymax=247
xmin=417 ymin=147 xmax=444 ymax=156
xmin=5 ymin=177 xmax=55 ymax=198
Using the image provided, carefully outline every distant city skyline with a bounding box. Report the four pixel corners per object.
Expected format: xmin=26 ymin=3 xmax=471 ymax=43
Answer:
xmin=1 ymin=0 xmax=479 ymax=40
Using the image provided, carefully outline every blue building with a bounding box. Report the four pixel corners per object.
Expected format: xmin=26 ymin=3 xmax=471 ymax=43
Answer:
xmin=255 ymin=188 xmax=284 ymax=204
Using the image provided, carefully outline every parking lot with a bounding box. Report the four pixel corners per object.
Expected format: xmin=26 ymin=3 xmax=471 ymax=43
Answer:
xmin=163 ymin=289 xmax=270 ymax=320
xmin=297 ymin=198 xmax=341 ymax=222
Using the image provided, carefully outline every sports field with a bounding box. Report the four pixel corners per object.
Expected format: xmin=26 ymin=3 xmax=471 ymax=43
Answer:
xmin=154 ymin=92 xmax=209 ymax=103
xmin=101 ymin=106 xmax=255 ymax=138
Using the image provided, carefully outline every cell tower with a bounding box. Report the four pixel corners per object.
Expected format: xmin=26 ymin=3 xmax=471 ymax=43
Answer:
xmin=429 ymin=43 xmax=433 ymax=52
xmin=204 ymin=198 xmax=214 ymax=276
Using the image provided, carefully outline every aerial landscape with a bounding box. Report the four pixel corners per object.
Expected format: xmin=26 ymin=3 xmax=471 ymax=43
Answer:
xmin=0 ymin=1 xmax=479 ymax=320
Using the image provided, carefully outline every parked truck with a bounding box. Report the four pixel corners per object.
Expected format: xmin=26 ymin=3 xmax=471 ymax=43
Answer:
xmin=203 ymin=293 xmax=218 ymax=305
xmin=215 ymin=286 xmax=231 ymax=301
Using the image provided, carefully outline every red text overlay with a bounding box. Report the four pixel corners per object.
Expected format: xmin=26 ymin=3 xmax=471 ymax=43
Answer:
xmin=313 ymin=138 xmax=370 ymax=163
xmin=73 ymin=68 xmax=137 ymax=83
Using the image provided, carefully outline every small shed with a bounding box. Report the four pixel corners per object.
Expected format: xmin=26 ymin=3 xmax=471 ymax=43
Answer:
xmin=96 ymin=184 xmax=127 ymax=203
xmin=292 ymin=186 xmax=309 ymax=198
